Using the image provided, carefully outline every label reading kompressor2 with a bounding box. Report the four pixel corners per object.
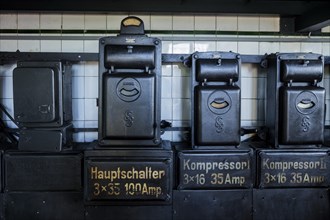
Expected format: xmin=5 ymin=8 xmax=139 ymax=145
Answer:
xmin=85 ymin=161 xmax=170 ymax=201
xmin=178 ymin=152 xmax=253 ymax=189
xmin=259 ymin=151 xmax=330 ymax=188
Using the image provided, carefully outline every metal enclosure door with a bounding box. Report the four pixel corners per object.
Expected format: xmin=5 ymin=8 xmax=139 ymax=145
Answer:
xmin=195 ymin=85 xmax=240 ymax=145
xmin=13 ymin=67 xmax=57 ymax=123
xmin=103 ymin=74 xmax=155 ymax=139
xmin=280 ymin=86 xmax=325 ymax=144
xmin=12 ymin=61 xmax=71 ymax=128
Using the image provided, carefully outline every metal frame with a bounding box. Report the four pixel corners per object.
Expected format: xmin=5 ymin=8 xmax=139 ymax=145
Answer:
xmin=1 ymin=52 xmax=329 ymax=65
xmin=0 ymin=52 xmax=98 ymax=63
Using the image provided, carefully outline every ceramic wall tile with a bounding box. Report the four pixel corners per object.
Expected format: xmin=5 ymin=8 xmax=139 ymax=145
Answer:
xmin=301 ymin=42 xmax=322 ymax=54
xmin=216 ymin=16 xmax=238 ymax=31
xmin=84 ymin=40 xmax=98 ymax=53
xmin=85 ymin=132 xmax=98 ymax=142
xmin=84 ymin=77 xmax=98 ymax=98
xmin=40 ymin=40 xmax=61 ymax=52
xmin=161 ymin=98 xmax=173 ymax=120
xmin=71 ymin=64 xmax=85 ymax=77
xmin=238 ymin=16 xmax=259 ymax=32
xmin=85 ymin=120 xmax=98 ymax=128
xmin=85 ymin=62 xmax=98 ymax=77
xmin=173 ymin=41 xmax=194 ymax=54
xmin=322 ymin=43 xmax=330 ymax=56
xmin=259 ymin=16 xmax=280 ymax=32
xmin=62 ymin=40 xmax=84 ymax=52
xmin=151 ymin=15 xmax=172 ymax=30
xmin=195 ymin=16 xmax=216 ymax=31
xmin=72 ymin=99 xmax=85 ymax=120
xmin=195 ymin=41 xmax=216 ymax=52
xmin=0 ymin=14 xmax=18 ymax=29
xmin=172 ymin=76 xmax=190 ymax=99
xmin=173 ymin=64 xmax=190 ymax=77
xmin=18 ymin=40 xmax=40 ymax=52
xmin=259 ymin=42 xmax=280 ymax=54
xmin=40 ymin=14 xmax=62 ymax=29
xmin=162 ymin=65 xmax=172 ymax=76
xmin=84 ymin=98 xmax=98 ymax=120
xmin=0 ymin=77 xmax=13 ymax=99
xmin=0 ymin=40 xmax=18 ymax=51
xmin=72 ymin=76 xmax=85 ymax=98
xmin=85 ymin=14 xmax=106 ymax=30
xmin=321 ymin=26 xmax=330 ymax=33
xmin=241 ymin=99 xmax=258 ymax=120
xmin=241 ymin=77 xmax=258 ymax=99
xmin=216 ymin=41 xmax=238 ymax=52
xmin=173 ymin=16 xmax=194 ymax=30
xmin=107 ymin=14 xmax=128 ymax=30
xmin=279 ymin=42 xmax=301 ymax=53
xmin=238 ymin=42 xmax=259 ymax=54
xmin=162 ymin=41 xmax=173 ymax=53
xmin=172 ymin=98 xmax=191 ymax=121
xmin=62 ymin=14 xmax=84 ymax=29
xmin=18 ymin=14 xmax=39 ymax=29
xmin=162 ymin=76 xmax=172 ymax=98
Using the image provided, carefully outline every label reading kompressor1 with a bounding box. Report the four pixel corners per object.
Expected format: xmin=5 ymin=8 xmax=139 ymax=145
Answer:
xmin=259 ymin=152 xmax=330 ymax=188
xmin=178 ymin=152 xmax=253 ymax=189
xmin=85 ymin=161 xmax=170 ymax=201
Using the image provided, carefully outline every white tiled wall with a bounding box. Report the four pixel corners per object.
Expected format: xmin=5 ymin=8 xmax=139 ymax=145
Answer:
xmin=0 ymin=13 xmax=330 ymax=142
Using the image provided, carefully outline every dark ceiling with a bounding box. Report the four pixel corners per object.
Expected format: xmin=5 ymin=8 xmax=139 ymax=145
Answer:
xmin=1 ymin=0 xmax=329 ymax=33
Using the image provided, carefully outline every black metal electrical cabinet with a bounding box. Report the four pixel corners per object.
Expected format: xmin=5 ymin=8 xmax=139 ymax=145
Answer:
xmin=0 ymin=194 xmax=3 ymax=220
xmin=266 ymin=53 xmax=325 ymax=148
xmin=3 ymin=192 xmax=84 ymax=220
xmin=173 ymin=143 xmax=254 ymax=220
xmin=0 ymin=152 xmax=3 ymax=220
xmin=85 ymin=206 xmax=172 ymax=220
xmin=18 ymin=124 xmax=73 ymax=152
xmin=0 ymin=151 xmax=2 ymax=193
xmin=253 ymin=188 xmax=330 ymax=220
xmin=13 ymin=61 xmax=72 ymax=127
xmin=98 ymin=16 xmax=161 ymax=147
xmin=13 ymin=61 xmax=73 ymax=151
xmin=173 ymin=190 xmax=253 ymax=220
xmin=191 ymin=52 xmax=241 ymax=148
xmin=4 ymin=151 xmax=82 ymax=191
